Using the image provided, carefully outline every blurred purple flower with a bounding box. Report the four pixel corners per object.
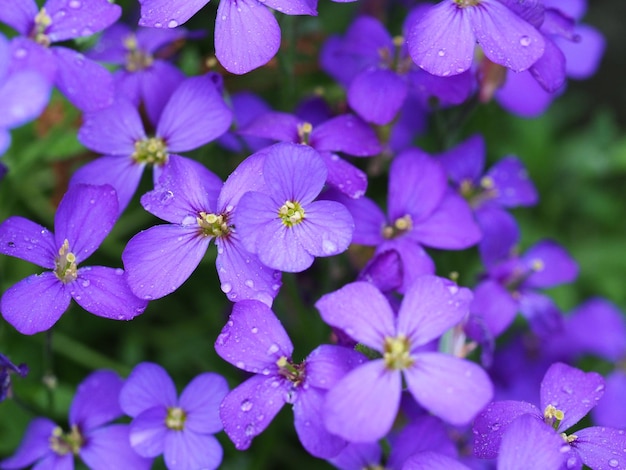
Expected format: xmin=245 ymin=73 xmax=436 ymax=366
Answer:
xmin=0 ymin=353 xmax=28 ymax=402
xmin=119 ymin=362 xmax=228 ymax=470
xmin=0 ymin=370 xmax=151 ymax=470
xmin=316 ymin=276 xmax=493 ymax=442
xmin=0 ymin=184 xmax=147 ymax=335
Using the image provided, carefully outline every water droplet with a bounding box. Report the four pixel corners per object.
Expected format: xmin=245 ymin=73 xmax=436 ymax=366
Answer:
xmin=490 ymin=423 xmax=500 ymax=431
xmin=322 ymin=239 xmax=337 ymax=254
xmin=244 ymin=424 xmax=255 ymax=436
xmin=520 ymin=36 xmax=531 ymax=47
xmin=143 ymin=294 xmax=153 ymax=300
xmin=262 ymin=368 xmax=270 ymax=375
xmin=69 ymin=0 xmax=81 ymax=8
xmin=225 ymin=205 xmax=234 ymax=212
xmin=609 ymin=459 xmax=619 ymax=468
xmin=81 ymin=279 xmax=90 ymax=287
xmin=154 ymin=22 xmax=162 ymax=27
xmin=160 ymin=190 xmax=174 ymax=203
xmin=272 ymin=284 xmax=281 ymax=291
xmin=562 ymin=385 xmax=573 ymax=395
xmin=181 ymin=215 xmax=196 ymax=225
xmin=437 ymin=49 xmax=446 ymax=57
xmin=236 ymin=361 xmax=245 ymax=368
xmin=256 ymin=414 xmax=264 ymax=421
xmin=251 ymin=327 xmax=258 ymax=334
xmin=566 ymin=457 xmax=577 ymax=468
xmin=448 ymin=285 xmax=459 ymax=295
xmin=168 ymin=19 xmax=178 ymax=28
xmin=245 ymin=279 xmax=254 ymax=288
xmin=595 ymin=384 xmax=605 ymax=393
xmin=267 ymin=344 xmax=279 ymax=355
xmin=7 ymin=242 xmax=15 ymax=248
xmin=240 ymin=399 xmax=253 ymax=412
xmin=221 ymin=283 xmax=232 ymax=294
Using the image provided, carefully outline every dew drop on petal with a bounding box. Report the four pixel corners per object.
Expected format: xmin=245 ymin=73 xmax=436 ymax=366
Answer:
xmin=609 ymin=459 xmax=619 ymax=468
xmin=81 ymin=279 xmax=90 ymax=287
xmin=520 ymin=35 xmax=531 ymax=47
xmin=69 ymin=0 xmax=81 ymax=8
xmin=562 ymin=385 xmax=573 ymax=395
xmin=448 ymin=285 xmax=459 ymax=295
xmin=251 ymin=327 xmax=258 ymax=334
xmin=566 ymin=457 xmax=577 ymax=468
xmin=168 ymin=19 xmax=178 ymax=28
xmin=236 ymin=361 xmax=245 ymax=368
xmin=160 ymin=190 xmax=174 ymax=203
xmin=322 ymin=239 xmax=337 ymax=254
xmin=244 ymin=424 xmax=255 ymax=436
xmin=267 ymin=344 xmax=279 ymax=355
xmin=438 ymin=49 xmax=445 ymax=57
xmin=114 ymin=268 xmax=124 ymax=276
xmin=240 ymin=399 xmax=253 ymax=412
xmin=221 ymin=283 xmax=232 ymax=294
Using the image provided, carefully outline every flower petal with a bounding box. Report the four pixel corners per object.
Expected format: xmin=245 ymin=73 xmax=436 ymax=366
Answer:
xmin=128 ymin=407 xmax=168 ymax=457
xmin=522 ymin=240 xmax=578 ymax=289
xmin=294 ymin=200 xmax=354 ymax=258
xmin=318 ymin=151 xmax=368 ymax=199
xmin=81 ymin=424 xmax=152 ymax=470
xmin=438 ymin=134 xmax=486 ymax=184
xmin=324 ymin=360 xmax=401 ymax=442
xmin=305 ymin=344 xmax=367 ymax=390
xmin=574 ymin=426 xmax=626 ymax=470
xmin=348 ymin=69 xmax=408 ymax=125
xmin=215 ymin=300 xmax=293 ymax=373
xmin=0 ymin=0 xmax=38 ymax=35
xmin=0 ymin=71 xmax=50 ymax=129
xmin=1 ymin=272 xmax=70 ymax=335
xmin=163 ymin=430 xmax=223 ymax=470
xmin=46 ymin=0 xmax=121 ymax=42
xmin=119 ymin=362 xmax=177 ymax=417
xmin=138 ymin=0 xmax=208 ymax=28
xmin=0 ymin=216 xmax=56 ymax=268
xmin=311 ymin=114 xmax=381 ymax=156
xmin=406 ymin=353 xmax=493 ymax=426
xmin=69 ymin=370 xmax=123 ymax=430
xmin=316 ymin=281 xmax=395 ymax=350
xmin=179 ymin=373 xmax=229 ymax=434
xmin=0 ymin=418 xmax=56 ymax=469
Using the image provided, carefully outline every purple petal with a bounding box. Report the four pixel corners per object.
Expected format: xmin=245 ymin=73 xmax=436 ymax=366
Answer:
xmin=219 ymin=374 xmax=289 ymax=450
xmin=470 ymin=0 xmax=545 ymax=72
xmin=475 ymin=207 xmax=520 ymax=269
xmin=496 ymin=69 xmax=555 ymax=117
xmin=128 ymin=407 xmax=168 ymax=457
xmin=219 ymin=92 xmax=274 ymax=152
xmin=518 ymin=291 xmax=564 ymax=337
xmin=262 ymin=0 xmax=316 ymax=15
xmin=522 ymin=240 xmax=578 ymax=289
xmin=411 ymin=191 xmax=481 ymax=249
xmin=29 ymin=453 xmax=73 ymax=470
xmin=348 ymin=69 xmax=408 ymax=125
xmin=237 ymin=111 xmax=299 ymax=143
xmin=157 ymin=74 xmax=232 ymax=152
xmin=438 ymin=134 xmax=486 ymax=184
xmin=388 ymin=149 xmax=447 ymax=222
xmin=138 ymin=60 xmax=186 ymax=125
xmin=218 ymin=149 xmax=268 ymax=211
xmin=0 ymin=216 xmax=56 ymax=268
xmin=293 ymin=200 xmax=353 ymax=258
xmin=497 ymin=414 xmax=567 ymax=470
xmin=540 ymin=362 xmax=605 ymax=433
xmin=529 ymin=36 xmax=566 ymax=92
xmin=46 ymin=0 xmax=121 ymax=42
xmin=214 ymin=300 xmax=294 ymax=373
xmin=315 ymin=281 xmax=395 ymax=350
xmin=305 ymin=344 xmax=367 ymax=390
xmin=179 ymin=373 xmax=228 ymax=434
xmin=54 ymin=184 xmax=118 ymax=263
xmin=331 ymin=193 xmax=385 ymax=246
xmin=263 ymin=142 xmax=327 ymax=204
xmin=557 ymin=24 xmax=605 ymax=79
xmin=138 ymin=0 xmax=208 ymax=28
xmin=409 ymin=67 xmax=474 ymax=107
xmin=214 ymin=0 xmax=281 ymax=75
xmin=0 ymin=0 xmax=37 ymax=35
xmin=388 ymin=416 xmax=457 ymax=468
xmin=574 ymin=426 xmax=626 ymax=470
xmin=71 ymin=266 xmax=147 ymax=320
xmin=593 ymin=371 xmax=626 ymax=428
xmin=311 ymin=115 xmax=381 ymax=156
xmin=470 ymin=279 xmax=518 ymax=338
xmin=69 ymin=156 xmax=145 ymax=215
xmin=1 ymin=273 xmax=70 ymax=335
xmin=487 ymin=156 xmax=538 ymax=207
xmin=70 ymin=370 xmax=123 ymax=430
xmin=215 ymin=235 xmax=281 ymax=306
xmin=328 ymin=443 xmax=382 ymax=470
xmin=119 ymin=362 xmax=177 ymax=417
xmin=397 ymin=275 xmax=473 ymax=347
xmin=8 ymin=38 xmax=57 ymax=83
xmin=379 ymin=237 xmax=436 ymax=292
xmin=408 ymin=1 xmax=475 ymax=76
xmin=406 ymin=353 xmax=493 ymax=426
xmin=163 ymin=431 xmax=223 ymax=470
xmin=81 ymin=424 xmax=152 ymax=470
xmin=141 ymin=155 xmax=222 ymax=224
xmin=317 ymin=152 xmax=368 ymax=199
xmin=403 ymin=452 xmax=470 ymax=470
xmin=52 ymin=47 xmax=114 ymax=112
xmin=0 ymin=71 xmax=50 ymax=129
xmin=293 ymin=387 xmax=348 ymax=459
xmin=324 ymin=360 xmax=401 ymax=442
xmin=0 ymin=418 xmax=56 ymax=469
xmin=357 ymin=248 xmax=404 ymax=293
xmin=472 ymin=400 xmax=542 ymax=459
xmin=122 ymin=225 xmax=209 ymax=300
xmin=77 ymin=99 xmax=145 ymax=156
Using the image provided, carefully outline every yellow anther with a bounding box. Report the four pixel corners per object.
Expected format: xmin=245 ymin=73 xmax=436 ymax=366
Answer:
xmin=531 ymin=259 xmax=544 ymax=272
xmin=279 ymin=201 xmax=305 ymax=227
xmin=480 ymin=176 xmax=495 ymax=190
xmin=297 ymin=122 xmax=314 ymax=145
xmin=383 ymin=334 xmax=414 ymax=370
xmin=393 ymin=36 xmax=405 ymax=48
xmin=165 ymin=407 xmax=186 ymax=431
xmin=49 ymin=425 xmax=83 ymax=456
xmin=54 ymin=239 xmax=78 ymax=283
xmin=132 ymin=137 xmax=168 ymax=165
xmin=197 ymin=212 xmax=230 ymax=238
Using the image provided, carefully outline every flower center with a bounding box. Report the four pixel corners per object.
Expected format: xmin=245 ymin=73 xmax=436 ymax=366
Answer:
xmin=165 ymin=407 xmax=186 ymax=430
xmin=276 ymin=356 xmax=305 ymax=386
xmin=54 ymin=239 xmax=78 ymax=283
xmin=123 ymin=34 xmax=154 ymax=72
xmin=543 ymin=404 xmax=565 ymax=430
xmin=383 ymin=334 xmax=414 ymax=370
xmin=279 ymin=201 xmax=305 ymax=227
xmin=382 ymin=214 xmax=412 ymax=239
xmin=132 ymin=137 xmax=168 ymax=165
xmin=460 ymin=176 xmax=498 ymax=208
xmin=31 ymin=8 xmax=52 ymax=47
xmin=49 ymin=425 xmax=84 ymax=456
xmin=197 ymin=212 xmax=231 ymax=238
xmin=377 ymin=36 xmax=413 ymax=74
xmin=297 ymin=122 xmax=313 ymax=145
xmin=454 ymin=0 xmax=481 ymax=7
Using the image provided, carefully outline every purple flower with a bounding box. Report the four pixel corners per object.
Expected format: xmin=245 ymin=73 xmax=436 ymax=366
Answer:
xmin=473 ymin=362 xmax=626 ymax=470
xmin=119 ymin=363 xmax=228 ymax=470
xmin=408 ymin=0 xmax=545 ymax=77
xmin=215 ymin=299 xmax=366 ymax=458
xmin=122 ymin=153 xmax=282 ymax=305
xmin=315 ymin=276 xmax=493 ymax=442
xmin=0 ymin=353 xmax=28 ymax=402
xmin=138 ymin=0 xmax=318 ymax=74
xmin=0 ymin=184 xmax=147 ymax=335
xmin=71 ymin=73 xmax=232 ymax=214
xmin=0 ymin=370 xmax=151 ymax=470
xmin=235 ymin=142 xmax=354 ymax=273
xmin=0 ymin=0 xmax=120 ymax=111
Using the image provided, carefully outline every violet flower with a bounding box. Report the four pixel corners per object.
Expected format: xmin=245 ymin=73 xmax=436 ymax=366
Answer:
xmin=315 ymin=275 xmax=493 ymax=442
xmin=0 ymin=353 xmax=28 ymax=402
xmin=138 ymin=0 xmax=318 ymax=74
xmin=0 ymin=184 xmax=147 ymax=335
xmin=408 ymin=0 xmax=545 ymax=77
xmin=0 ymin=370 xmax=151 ymax=470
xmin=119 ymin=362 xmax=228 ymax=470
xmin=122 ymin=152 xmax=282 ymax=305
xmin=473 ymin=362 xmax=626 ymax=470
xmin=71 ymin=73 xmax=232 ymax=214
xmin=215 ymin=299 xmax=367 ymax=458
xmin=235 ymin=142 xmax=354 ymax=273
xmin=0 ymin=0 xmax=120 ymax=111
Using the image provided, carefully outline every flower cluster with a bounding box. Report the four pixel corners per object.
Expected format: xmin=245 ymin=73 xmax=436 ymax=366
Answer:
xmin=0 ymin=0 xmax=621 ymax=469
